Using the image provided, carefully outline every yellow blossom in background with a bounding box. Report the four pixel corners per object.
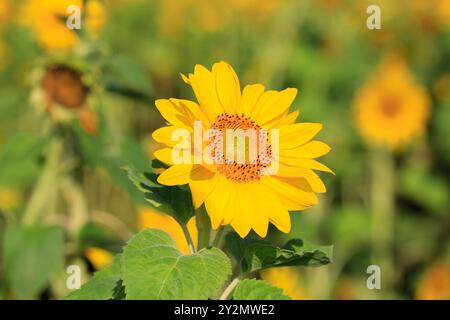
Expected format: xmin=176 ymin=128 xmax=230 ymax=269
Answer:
xmin=86 ymin=0 xmax=107 ymax=39
xmin=152 ymin=61 xmax=332 ymax=238
xmin=260 ymin=267 xmax=310 ymax=300
xmin=229 ymin=0 xmax=283 ymax=20
xmin=0 ymin=188 xmax=20 ymax=211
xmin=157 ymin=0 xmax=282 ymax=37
xmin=138 ymin=207 xmax=198 ymax=255
xmin=20 ymin=0 xmax=106 ymax=50
xmin=0 ymin=0 xmax=12 ymax=27
xmin=157 ymin=0 xmax=229 ymax=36
xmin=21 ymin=0 xmax=82 ymax=50
xmin=416 ymin=261 xmax=450 ymax=300
xmin=354 ymin=56 xmax=430 ymax=150
xmin=410 ymin=0 xmax=450 ymax=32
xmin=84 ymin=247 xmax=114 ymax=270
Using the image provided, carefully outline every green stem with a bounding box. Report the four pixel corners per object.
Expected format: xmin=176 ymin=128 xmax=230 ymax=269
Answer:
xmin=196 ymin=206 xmax=211 ymax=250
xmin=370 ymin=148 xmax=395 ymax=291
xmin=180 ymin=223 xmax=196 ymax=255
xmin=22 ymin=139 xmax=62 ymax=225
xmin=212 ymin=226 xmax=225 ymax=248
xmin=219 ymin=277 xmax=240 ymax=300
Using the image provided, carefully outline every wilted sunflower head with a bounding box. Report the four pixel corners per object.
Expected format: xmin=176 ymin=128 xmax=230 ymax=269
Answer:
xmin=42 ymin=65 xmax=90 ymax=110
xmin=152 ymin=61 xmax=332 ymax=238
xmin=354 ymin=56 xmax=430 ymax=150
xmin=30 ymin=63 xmax=97 ymax=134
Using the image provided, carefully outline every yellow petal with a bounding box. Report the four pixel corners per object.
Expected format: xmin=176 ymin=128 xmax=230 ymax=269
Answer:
xmin=245 ymin=183 xmax=269 ymax=237
xmin=188 ymin=64 xmax=224 ymax=122
xmin=157 ymin=164 xmax=193 ymax=186
xmin=174 ymin=99 xmax=211 ymax=127
xmin=261 ymin=176 xmax=318 ymax=210
xmin=277 ymin=165 xmax=326 ymax=193
xmin=229 ymin=187 xmax=252 ymax=238
xmin=279 ymin=123 xmax=323 ymax=150
xmin=152 ymin=126 xmax=191 ymax=147
xmin=253 ymin=183 xmax=291 ymax=233
xmin=213 ymin=61 xmax=241 ymax=114
xmin=279 ymin=158 xmax=334 ymax=174
xmin=189 ymin=170 xmax=219 ymax=209
xmin=278 ymin=141 xmax=331 ymax=159
xmin=204 ymin=176 xmax=234 ymax=229
xmin=240 ymin=84 xmax=265 ymax=116
xmin=266 ymin=110 xmax=299 ymax=128
xmin=253 ymin=88 xmax=298 ymax=126
xmin=155 ymin=99 xmax=191 ymax=127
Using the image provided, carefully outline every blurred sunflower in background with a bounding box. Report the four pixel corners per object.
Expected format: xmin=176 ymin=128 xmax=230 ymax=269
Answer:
xmin=30 ymin=63 xmax=98 ymax=134
xmin=84 ymin=247 xmax=114 ymax=270
xmin=353 ymin=56 xmax=430 ymax=150
xmin=153 ymin=61 xmax=332 ymax=238
xmin=20 ymin=0 xmax=106 ymax=50
xmin=261 ymin=267 xmax=310 ymax=300
xmin=20 ymin=0 xmax=83 ymax=50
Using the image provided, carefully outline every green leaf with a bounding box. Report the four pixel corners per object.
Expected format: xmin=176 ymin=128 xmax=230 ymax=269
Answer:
xmin=226 ymin=232 xmax=332 ymax=273
xmin=122 ymin=229 xmax=231 ymax=300
xmin=123 ymin=166 xmax=195 ymax=224
xmin=0 ymin=133 xmax=46 ymax=187
xmin=66 ymin=255 xmax=123 ymax=300
xmin=233 ymin=279 xmax=291 ymax=300
xmin=106 ymin=55 xmax=153 ymax=96
xmin=3 ymin=225 xmax=64 ymax=299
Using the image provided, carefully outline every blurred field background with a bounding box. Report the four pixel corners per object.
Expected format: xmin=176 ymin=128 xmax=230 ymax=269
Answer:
xmin=0 ymin=0 xmax=449 ymax=300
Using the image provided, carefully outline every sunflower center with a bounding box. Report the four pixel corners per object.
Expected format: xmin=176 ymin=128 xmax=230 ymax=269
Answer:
xmin=210 ymin=113 xmax=272 ymax=183
xmin=380 ymin=95 xmax=402 ymax=117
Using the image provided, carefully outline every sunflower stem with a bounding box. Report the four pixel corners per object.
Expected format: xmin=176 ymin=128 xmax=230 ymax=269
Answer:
xmin=219 ymin=277 xmax=240 ymax=300
xmin=180 ymin=223 xmax=196 ymax=255
xmin=196 ymin=206 xmax=211 ymax=249
xmin=22 ymin=139 xmax=62 ymax=225
xmin=212 ymin=226 xmax=226 ymax=248
xmin=370 ymin=148 xmax=395 ymax=292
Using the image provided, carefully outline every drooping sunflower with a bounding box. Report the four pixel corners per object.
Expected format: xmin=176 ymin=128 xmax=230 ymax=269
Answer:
xmin=354 ymin=56 xmax=430 ymax=150
xmin=152 ymin=61 xmax=332 ymax=238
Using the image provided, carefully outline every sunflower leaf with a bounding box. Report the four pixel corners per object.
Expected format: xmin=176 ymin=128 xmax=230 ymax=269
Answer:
xmin=66 ymin=255 xmax=123 ymax=300
xmin=123 ymin=165 xmax=195 ymax=224
xmin=3 ymin=225 xmax=64 ymax=299
xmin=122 ymin=229 xmax=231 ymax=300
xmin=225 ymin=232 xmax=332 ymax=273
xmin=233 ymin=279 xmax=291 ymax=300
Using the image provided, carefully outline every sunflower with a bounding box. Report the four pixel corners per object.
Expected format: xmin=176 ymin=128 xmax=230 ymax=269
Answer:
xmin=21 ymin=0 xmax=82 ymax=50
xmin=354 ymin=56 xmax=430 ymax=150
xmin=20 ymin=0 xmax=106 ymax=50
xmin=152 ymin=61 xmax=332 ymax=238
xmin=138 ymin=207 xmax=198 ymax=255
xmin=260 ymin=267 xmax=310 ymax=299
